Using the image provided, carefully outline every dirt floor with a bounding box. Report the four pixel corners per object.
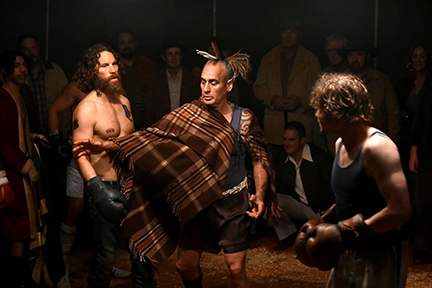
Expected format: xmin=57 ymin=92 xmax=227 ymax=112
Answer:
xmin=62 ymin=229 xmax=432 ymax=288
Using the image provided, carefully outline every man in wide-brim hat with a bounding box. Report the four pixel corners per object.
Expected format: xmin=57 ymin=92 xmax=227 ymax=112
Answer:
xmin=336 ymin=40 xmax=380 ymax=59
xmin=336 ymin=39 xmax=400 ymax=144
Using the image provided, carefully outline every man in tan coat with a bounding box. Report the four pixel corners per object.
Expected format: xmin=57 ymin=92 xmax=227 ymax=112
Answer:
xmin=254 ymin=19 xmax=322 ymax=152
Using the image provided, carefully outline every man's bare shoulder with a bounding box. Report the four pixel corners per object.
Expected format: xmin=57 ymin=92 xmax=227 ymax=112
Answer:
xmin=117 ymin=93 xmax=131 ymax=106
xmin=74 ymin=91 xmax=99 ymax=117
xmin=364 ymin=130 xmax=397 ymax=153
xmin=363 ymin=129 xmax=400 ymax=172
xmin=67 ymin=81 xmax=86 ymax=102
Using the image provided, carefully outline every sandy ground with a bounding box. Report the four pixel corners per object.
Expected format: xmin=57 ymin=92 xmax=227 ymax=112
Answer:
xmin=62 ymin=230 xmax=432 ymax=288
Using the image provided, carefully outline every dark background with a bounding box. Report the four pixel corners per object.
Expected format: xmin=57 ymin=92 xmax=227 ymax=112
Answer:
xmin=1 ymin=0 xmax=431 ymax=83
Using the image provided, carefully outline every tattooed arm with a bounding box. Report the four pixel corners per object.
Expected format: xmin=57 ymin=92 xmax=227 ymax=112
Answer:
xmin=72 ymin=101 xmax=98 ymax=181
xmin=240 ymin=109 xmax=268 ymax=219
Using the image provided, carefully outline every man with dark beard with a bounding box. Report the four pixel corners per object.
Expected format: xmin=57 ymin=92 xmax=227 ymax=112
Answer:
xmin=338 ymin=41 xmax=400 ymax=143
xmin=115 ymin=28 xmax=158 ymax=130
xmin=19 ymin=34 xmax=69 ymax=136
xmin=72 ymin=43 xmax=156 ymax=288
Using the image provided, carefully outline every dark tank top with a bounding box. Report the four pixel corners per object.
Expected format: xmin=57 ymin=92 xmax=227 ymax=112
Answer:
xmin=224 ymin=105 xmax=247 ymax=190
xmin=332 ymin=131 xmax=387 ymax=221
xmin=332 ymin=131 xmax=404 ymax=249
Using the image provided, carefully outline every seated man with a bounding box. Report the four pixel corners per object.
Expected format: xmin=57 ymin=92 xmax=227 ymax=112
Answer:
xmin=272 ymin=121 xmax=334 ymax=250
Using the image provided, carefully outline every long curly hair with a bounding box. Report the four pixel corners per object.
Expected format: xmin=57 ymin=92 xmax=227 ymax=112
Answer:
xmin=310 ymin=73 xmax=374 ymax=124
xmin=73 ymin=43 xmax=121 ymax=93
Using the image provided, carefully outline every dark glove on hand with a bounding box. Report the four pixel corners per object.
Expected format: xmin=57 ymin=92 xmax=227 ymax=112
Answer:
xmin=304 ymin=223 xmax=347 ymax=271
xmin=295 ymin=219 xmax=320 ymax=268
xmin=86 ymin=176 xmax=127 ymax=225
xmin=337 ymin=214 xmax=371 ymax=248
xmin=49 ymin=132 xmax=72 ymax=165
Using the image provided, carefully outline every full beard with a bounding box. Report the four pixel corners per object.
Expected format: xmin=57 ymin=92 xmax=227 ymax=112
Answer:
xmin=349 ymin=61 xmax=364 ymax=73
xmin=94 ymin=75 xmax=122 ymax=94
xmin=121 ymin=49 xmax=136 ymax=59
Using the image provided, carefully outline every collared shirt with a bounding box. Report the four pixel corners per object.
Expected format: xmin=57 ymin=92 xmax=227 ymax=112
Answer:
xmin=285 ymin=143 xmax=313 ymax=204
xmin=28 ymin=65 xmax=48 ymax=132
xmin=166 ymin=68 xmax=182 ymax=111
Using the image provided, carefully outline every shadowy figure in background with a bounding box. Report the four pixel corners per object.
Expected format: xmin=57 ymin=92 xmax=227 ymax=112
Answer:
xmin=115 ymin=27 xmax=158 ymax=130
xmin=49 ymin=81 xmax=87 ymax=288
xmin=396 ymin=43 xmax=432 ymax=198
xmin=19 ymin=34 xmax=71 ymax=228
xmin=408 ymin=48 xmax=432 ymax=265
xmin=0 ymin=50 xmax=45 ymax=288
xmin=19 ymin=34 xmax=69 ymax=137
xmin=338 ymin=40 xmax=400 ymax=144
xmin=322 ymin=34 xmax=349 ymax=73
xmin=254 ymin=18 xmax=323 ymax=154
xmin=146 ymin=37 xmax=200 ymax=124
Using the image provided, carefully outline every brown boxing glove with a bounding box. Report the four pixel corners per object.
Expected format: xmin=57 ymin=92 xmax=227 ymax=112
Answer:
xmin=337 ymin=214 xmax=371 ymax=248
xmin=294 ymin=219 xmax=321 ymax=268
xmin=305 ymin=223 xmax=347 ymax=271
xmin=0 ymin=170 xmax=15 ymax=209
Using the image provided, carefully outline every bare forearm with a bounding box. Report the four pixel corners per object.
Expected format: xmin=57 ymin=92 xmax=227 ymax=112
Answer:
xmin=253 ymin=161 xmax=268 ymax=201
xmin=48 ymin=109 xmax=61 ymax=133
xmin=75 ymin=156 xmax=97 ymax=182
xmin=410 ymin=146 xmax=418 ymax=157
xmin=364 ymin=205 xmax=411 ymax=234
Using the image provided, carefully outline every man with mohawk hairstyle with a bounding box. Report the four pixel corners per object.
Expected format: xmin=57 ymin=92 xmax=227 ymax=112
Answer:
xmin=73 ymin=45 xmax=277 ymax=288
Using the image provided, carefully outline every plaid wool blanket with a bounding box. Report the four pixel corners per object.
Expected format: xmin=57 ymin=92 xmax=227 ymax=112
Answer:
xmin=114 ymin=100 xmax=276 ymax=264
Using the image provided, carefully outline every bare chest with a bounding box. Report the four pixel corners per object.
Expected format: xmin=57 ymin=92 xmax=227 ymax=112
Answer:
xmin=94 ymin=104 xmax=134 ymax=140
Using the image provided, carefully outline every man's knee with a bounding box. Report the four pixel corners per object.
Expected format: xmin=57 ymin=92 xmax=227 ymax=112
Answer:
xmin=224 ymin=252 xmax=247 ymax=279
xmin=176 ymin=247 xmax=202 ymax=279
xmin=175 ymin=257 xmax=198 ymax=276
xmin=225 ymin=260 xmax=245 ymax=278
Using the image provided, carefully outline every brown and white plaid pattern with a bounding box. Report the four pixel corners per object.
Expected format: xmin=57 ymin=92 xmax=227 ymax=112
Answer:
xmin=114 ymin=99 xmax=276 ymax=264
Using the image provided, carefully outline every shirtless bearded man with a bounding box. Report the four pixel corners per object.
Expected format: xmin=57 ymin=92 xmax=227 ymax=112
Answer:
xmin=72 ymin=43 xmax=155 ymax=288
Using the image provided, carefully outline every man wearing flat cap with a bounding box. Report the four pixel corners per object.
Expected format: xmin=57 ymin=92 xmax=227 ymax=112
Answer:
xmin=146 ymin=37 xmax=201 ymax=124
xmin=339 ymin=41 xmax=400 ymax=143
xmin=254 ymin=19 xmax=324 ymax=155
